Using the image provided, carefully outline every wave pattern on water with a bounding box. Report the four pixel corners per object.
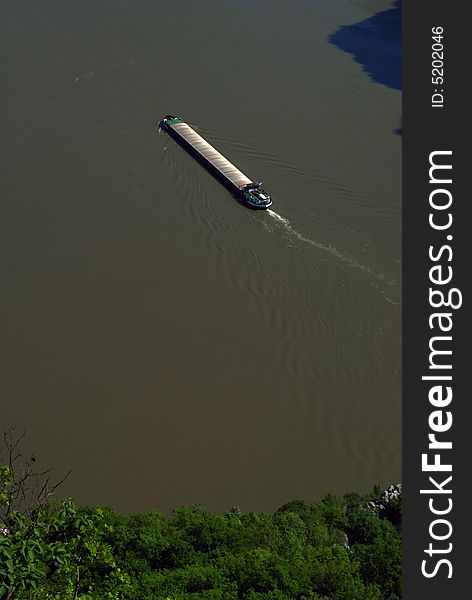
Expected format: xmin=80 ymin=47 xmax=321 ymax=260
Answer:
xmin=267 ymin=209 xmax=397 ymax=292
xmin=159 ymin=128 xmax=400 ymax=311
xmin=158 ymin=118 xmax=400 ymax=467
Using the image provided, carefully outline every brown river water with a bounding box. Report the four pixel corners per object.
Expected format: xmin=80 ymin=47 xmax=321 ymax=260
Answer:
xmin=1 ymin=0 xmax=401 ymax=513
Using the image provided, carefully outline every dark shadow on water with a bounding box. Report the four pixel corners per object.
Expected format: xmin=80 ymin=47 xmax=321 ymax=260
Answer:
xmin=329 ymin=0 xmax=401 ymax=91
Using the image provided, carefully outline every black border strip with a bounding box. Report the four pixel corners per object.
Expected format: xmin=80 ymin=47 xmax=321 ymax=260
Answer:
xmin=403 ymin=1 xmax=468 ymax=596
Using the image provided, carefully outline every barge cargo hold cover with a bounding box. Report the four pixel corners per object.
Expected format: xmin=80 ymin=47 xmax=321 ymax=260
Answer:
xmin=159 ymin=115 xmax=272 ymax=209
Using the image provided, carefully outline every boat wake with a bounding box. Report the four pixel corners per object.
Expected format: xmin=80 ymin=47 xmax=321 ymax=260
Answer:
xmin=158 ymin=132 xmax=399 ymax=306
xmin=266 ymin=209 xmax=399 ymax=304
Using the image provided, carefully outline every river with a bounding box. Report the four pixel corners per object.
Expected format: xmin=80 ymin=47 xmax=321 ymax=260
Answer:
xmin=0 ymin=0 xmax=401 ymax=513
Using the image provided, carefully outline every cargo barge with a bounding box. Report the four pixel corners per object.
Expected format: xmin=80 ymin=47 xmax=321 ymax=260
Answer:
xmin=159 ymin=115 xmax=273 ymax=209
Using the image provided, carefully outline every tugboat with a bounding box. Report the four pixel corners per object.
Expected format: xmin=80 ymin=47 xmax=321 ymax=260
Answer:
xmin=159 ymin=115 xmax=273 ymax=209
xmin=240 ymin=182 xmax=273 ymax=209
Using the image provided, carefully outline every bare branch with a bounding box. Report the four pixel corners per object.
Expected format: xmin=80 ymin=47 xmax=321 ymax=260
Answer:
xmin=1 ymin=429 xmax=71 ymax=522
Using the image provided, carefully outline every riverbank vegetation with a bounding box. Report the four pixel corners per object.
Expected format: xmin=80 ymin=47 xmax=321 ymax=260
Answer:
xmin=1 ymin=432 xmax=401 ymax=599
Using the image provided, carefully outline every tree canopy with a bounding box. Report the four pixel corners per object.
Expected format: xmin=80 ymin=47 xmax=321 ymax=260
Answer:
xmin=1 ymin=431 xmax=401 ymax=599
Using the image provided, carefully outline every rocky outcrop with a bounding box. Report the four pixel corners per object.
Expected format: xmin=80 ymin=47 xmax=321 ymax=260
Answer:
xmin=367 ymin=483 xmax=402 ymax=513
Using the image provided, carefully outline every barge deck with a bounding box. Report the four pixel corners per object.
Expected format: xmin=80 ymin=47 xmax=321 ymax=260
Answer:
xmin=159 ymin=115 xmax=272 ymax=209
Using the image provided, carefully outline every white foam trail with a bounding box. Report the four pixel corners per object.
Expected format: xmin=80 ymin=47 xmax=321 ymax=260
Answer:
xmin=266 ymin=209 xmax=397 ymax=290
xmin=267 ymin=209 xmax=291 ymax=227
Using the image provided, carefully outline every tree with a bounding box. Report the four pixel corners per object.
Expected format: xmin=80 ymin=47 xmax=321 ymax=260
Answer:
xmin=0 ymin=429 xmax=129 ymax=600
xmin=0 ymin=428 xmax=71 ymax=599
xmin=2 ymin=430 xmax=402 ymax=599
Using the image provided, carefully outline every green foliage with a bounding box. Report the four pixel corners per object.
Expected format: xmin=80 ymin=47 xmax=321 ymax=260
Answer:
xmin=0 ymin=498 xmax=130 ymax=600
xmin=1 ymin=469 xmax=402 ymax=600
xmin=352 ymin=520 xmax=402 ymax=599
xmin=0 ymin=466 xmax=13 ymax=509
